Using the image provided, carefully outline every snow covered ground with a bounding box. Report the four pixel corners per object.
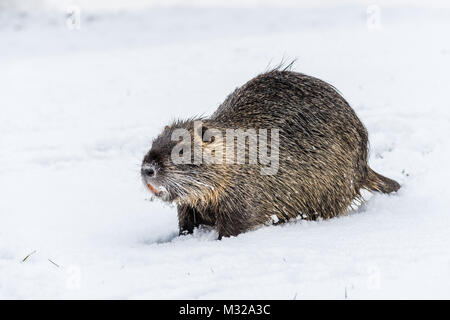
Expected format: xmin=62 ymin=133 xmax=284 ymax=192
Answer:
xmin=1 ymin=1 xmax=450 ymax=299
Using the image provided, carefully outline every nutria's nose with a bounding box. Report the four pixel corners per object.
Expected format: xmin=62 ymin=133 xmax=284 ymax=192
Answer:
xmin=142 ymin=167 xmax=155 ymax=177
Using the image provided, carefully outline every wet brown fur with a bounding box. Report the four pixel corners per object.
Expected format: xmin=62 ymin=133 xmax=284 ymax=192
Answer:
xmin=142 ymin=70 xmax=400 ymax=239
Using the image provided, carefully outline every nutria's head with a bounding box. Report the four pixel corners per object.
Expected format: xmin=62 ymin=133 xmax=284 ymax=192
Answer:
xmin=141 ymin=119 xmax=226 ymax=205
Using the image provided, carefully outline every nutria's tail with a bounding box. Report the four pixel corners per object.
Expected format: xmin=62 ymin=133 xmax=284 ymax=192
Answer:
xmin=364 ymin=167 xmax=400 ymax=194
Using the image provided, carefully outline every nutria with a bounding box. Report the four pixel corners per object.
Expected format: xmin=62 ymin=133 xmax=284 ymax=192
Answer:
xmin=141 ymin=69 xmax=400 ymax=239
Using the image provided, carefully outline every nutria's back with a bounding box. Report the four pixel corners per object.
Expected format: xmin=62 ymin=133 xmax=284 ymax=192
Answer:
xmin=142 ymin=70 xmax=400 ymax=238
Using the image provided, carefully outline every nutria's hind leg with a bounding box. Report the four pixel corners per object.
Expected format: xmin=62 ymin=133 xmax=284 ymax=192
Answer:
xmin=215 ymin=209 xmax=251 ymax=240
xmin=216 ymin=221 xmax=242 ymax=240
xmin=177 ymin=204 xmax=216 ymax=236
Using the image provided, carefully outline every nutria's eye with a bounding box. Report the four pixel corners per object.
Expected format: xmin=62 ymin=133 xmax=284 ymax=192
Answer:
xmin=201 ymin=126 xmax=215 ymax=143
xmin=179 ymin=149 xmax=184 ymax=156
xmin=202 ymin=126 xmax=208 ymax=136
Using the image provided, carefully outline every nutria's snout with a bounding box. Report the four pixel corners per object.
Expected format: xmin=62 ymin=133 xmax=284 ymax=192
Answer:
xmin=141 ymin=147 xmax=161 ymax=188
xmin=141 ymin=160 xmax=170 ymax=201
xmin=141 ymin=162 xmax=158 ymax=180
xmin=141 ymin=166 xmax=155 ymax=177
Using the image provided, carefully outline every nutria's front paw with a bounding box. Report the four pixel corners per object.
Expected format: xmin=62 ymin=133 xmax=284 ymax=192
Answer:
xmin=179 ymin=229 xmax=193 ymax=236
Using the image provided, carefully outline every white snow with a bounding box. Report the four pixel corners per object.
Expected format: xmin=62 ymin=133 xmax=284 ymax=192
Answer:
xmin=270 ymin=215 xmax=279 ymax=224
xmin=1 ymin=1 xmax=450 ymax=299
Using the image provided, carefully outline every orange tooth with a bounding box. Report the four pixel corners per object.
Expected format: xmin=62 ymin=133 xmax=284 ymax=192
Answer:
xmin=147 ymin=183 xmax=159 ymax=195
